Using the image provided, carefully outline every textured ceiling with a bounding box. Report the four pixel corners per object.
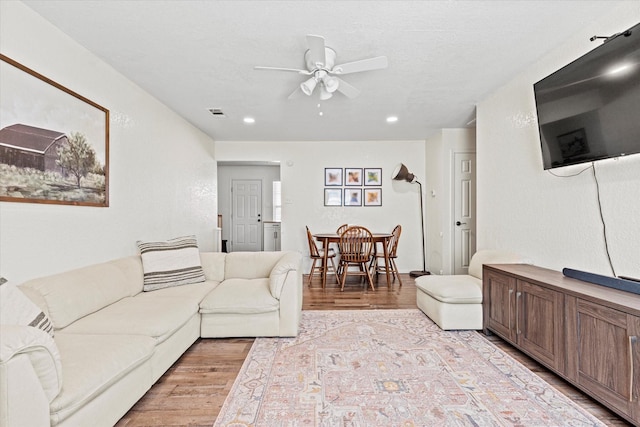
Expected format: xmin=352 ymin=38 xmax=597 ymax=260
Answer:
xmin=22 ymin=1 xmax=628 ymax=141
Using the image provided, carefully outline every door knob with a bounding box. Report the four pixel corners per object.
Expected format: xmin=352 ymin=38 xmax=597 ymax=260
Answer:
xmin=456 ymin=221 xmax=467 ymax=226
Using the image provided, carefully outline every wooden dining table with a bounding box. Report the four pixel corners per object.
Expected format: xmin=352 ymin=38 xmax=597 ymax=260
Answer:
xmin=313 ymin=232 xmax=393 ymax=289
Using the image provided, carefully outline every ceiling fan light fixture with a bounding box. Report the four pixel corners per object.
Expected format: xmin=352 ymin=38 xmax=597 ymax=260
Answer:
xmin=300 ymin=77 xmax=318 ymax=96
xmin=319 ymin=86 xmax=333 ymax=100
xmin=324 ymin=76 xmax=339 ymax=93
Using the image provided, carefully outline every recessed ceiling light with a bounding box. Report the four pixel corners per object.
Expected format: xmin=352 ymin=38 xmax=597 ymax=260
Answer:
xmin=386 ymin=116 xmax=398 ymax=123
xmin=243 ymin=117 xmax=255 ymax=124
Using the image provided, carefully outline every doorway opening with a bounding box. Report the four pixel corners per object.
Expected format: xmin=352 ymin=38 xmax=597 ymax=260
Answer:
xmin=217 ymin=161 xmax=281 ymax=252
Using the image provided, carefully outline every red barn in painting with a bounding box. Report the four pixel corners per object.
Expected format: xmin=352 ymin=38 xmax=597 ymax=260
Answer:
xmin=0 ymin=124 xmax=68 ymax=173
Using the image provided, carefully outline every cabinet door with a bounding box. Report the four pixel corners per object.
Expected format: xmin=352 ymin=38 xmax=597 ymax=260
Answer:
xmin=484 ymin=270 xmax=517 ymax=342
xmin=517 ymin=280 xmax=565 ymax=372
xmin=570 ymin=299 xmax=640 ymax=420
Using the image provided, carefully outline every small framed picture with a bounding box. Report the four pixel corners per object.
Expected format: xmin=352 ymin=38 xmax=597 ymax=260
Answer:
xmin=364 ymin=168 xmax=382 ymax=186
xmin=364 ymin=188 xmax=382 ymax=206
xmin=324 ymin=188 xmax=342 ymax=206
xmin=344 ymin=188 xmax=362 ymax=206
xmin=345 ymin=168 xmax=363 ymax=186
xmin=324 ymin=168 xmax=343 ymax=186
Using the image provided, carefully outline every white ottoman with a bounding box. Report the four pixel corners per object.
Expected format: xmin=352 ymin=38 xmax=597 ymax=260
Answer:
xmin=416 ymin=275 xmax=483 ymax=330
xmin=415 ymin=249 xmax=532 ymax=330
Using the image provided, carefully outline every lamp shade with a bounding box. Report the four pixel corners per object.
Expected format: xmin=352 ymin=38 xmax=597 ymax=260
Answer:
xmin=391 ymin=163 xmax=416 ymax=183
xmin=324 ymin=76 xmax=339 ymax=93
xmin=300 ymin=77 xmax=318 ymax=96
xmin=319 ymin=85 xmax=333 ymax=101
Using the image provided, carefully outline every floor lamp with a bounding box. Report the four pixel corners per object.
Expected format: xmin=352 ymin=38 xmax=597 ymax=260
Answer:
xmin=392 ymin=163 xmax=430 ymax=277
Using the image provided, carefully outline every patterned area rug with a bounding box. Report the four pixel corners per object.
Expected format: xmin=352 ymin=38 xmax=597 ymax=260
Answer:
xmin=214 ymin=309 xmax=605 ymax=426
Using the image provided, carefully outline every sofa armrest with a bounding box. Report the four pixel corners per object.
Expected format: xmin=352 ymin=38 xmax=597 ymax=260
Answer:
xmin=1 ymin=325 xmax=62 ymax=427
xmin=269 ymin=252 xmax=302 ymax=299
xmin=268 ymin=252 xmax=303 ymax=337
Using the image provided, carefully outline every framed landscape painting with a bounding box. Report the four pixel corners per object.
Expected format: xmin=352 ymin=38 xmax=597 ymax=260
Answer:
xmin=0 ymin=54 xmax=109 ymax=207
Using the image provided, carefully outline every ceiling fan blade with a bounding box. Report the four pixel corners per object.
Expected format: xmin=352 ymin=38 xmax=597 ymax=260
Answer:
xmin=306 ymin=34 xmax=326 ymax=67
xmin=331 ymin=56 xmax=388 ymax=75
xmin=254 ymin=66 xmax=312 ymax=75
xmin=287 ymin=86 xmax=303 ymax=100
xmin=335 ymin=77 xmax=361 ymax=98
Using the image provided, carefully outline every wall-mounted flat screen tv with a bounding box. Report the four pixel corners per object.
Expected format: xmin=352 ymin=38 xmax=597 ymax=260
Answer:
xmin=534 ymin=22 xmax=640 ymax=170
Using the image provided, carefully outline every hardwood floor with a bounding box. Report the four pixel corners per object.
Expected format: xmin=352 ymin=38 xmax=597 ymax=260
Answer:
xmin=116 ymin=274 xmax=631 ymax=426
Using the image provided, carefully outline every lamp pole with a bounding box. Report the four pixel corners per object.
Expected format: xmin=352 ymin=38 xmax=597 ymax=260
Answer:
xmin=410 ymin=180 xmax=429 ymax=277
xmin=391 ymin=163 xmax=430 ymax=277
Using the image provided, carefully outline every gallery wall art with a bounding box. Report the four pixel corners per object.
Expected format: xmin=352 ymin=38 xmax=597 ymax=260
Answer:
xmin=323 ymin=167 xmax=381 ymax=207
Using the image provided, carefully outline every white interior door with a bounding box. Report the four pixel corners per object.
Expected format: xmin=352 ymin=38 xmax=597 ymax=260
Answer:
xmin=453 ymin=152 xmax=476 ymax=274
xmin=231 ymin=179 xmax=262 ymax=252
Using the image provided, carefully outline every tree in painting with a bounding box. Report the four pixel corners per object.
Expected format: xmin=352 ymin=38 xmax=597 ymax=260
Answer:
xmin=56 ymin=132 xmax=97 ymax=188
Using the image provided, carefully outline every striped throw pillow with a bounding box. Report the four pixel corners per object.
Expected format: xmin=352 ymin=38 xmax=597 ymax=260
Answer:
xmin=0 ymin=279 xmax=55 ymax=337
xmin=137 ymin=235 xmax=206 ymax=291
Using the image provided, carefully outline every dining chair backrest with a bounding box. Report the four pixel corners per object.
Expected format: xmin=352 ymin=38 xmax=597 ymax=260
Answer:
xmin=388 ymin=224 xmax=402 ymax=258
xmin=306 ymin=226 xmax=320 ymax=258
xmin=336 ymin=223 xmax=349 ymax=235
xmin=338 ymin=226 xmax=374 ymax=262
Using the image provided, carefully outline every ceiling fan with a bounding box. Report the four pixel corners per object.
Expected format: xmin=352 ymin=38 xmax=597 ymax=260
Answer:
xmin=254 ymin=35 xmax=388 ymax=100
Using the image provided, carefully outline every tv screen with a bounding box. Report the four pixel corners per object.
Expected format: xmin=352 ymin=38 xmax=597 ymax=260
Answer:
xmin=534 ymin=22 xmax=640 ymax=170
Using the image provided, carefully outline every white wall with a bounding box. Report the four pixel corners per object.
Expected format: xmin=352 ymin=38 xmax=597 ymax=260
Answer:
xmin=477 ymin=3 xmax=640 ymax=278
xmin=214 ymin=140 xmax=426 ymax=272
xmin=0 ymin=2 xmax=218 ymax=283
xmin=425 ymin=128 xmax=476 ymax=275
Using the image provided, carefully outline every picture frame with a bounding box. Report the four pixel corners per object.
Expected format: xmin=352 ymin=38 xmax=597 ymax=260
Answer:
xmin=364 ymin=168 xmax=382 ymax=186
xmin=344 ymin=188 xmax=362 ymax=206
xmin=345 ymin=168 xmax=363 ymax=186
xmin=324 ymin=188 xmax=342 ymax=206
xmin=324 ymin=168 xmax=343 ymax=186
xmin=0 ymin=54 xmax=110 ymax=207
xmin=364 ymin=188 xmax=382 ymax=206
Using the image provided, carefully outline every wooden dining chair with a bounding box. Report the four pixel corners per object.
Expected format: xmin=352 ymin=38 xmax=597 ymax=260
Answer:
xmin=372 ymin=224 xmax=402 ymax=286
xmin=306 ymin=226 xmax=338 ymax=287
xmin=335 ymin=223 xmax=349 ymax=276
xmin=337 ymin=226 xmax=375 ymax=291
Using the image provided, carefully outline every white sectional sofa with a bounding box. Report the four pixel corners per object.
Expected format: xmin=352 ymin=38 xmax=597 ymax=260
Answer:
xmin=0 ymin=250 xmax=302 ymax=427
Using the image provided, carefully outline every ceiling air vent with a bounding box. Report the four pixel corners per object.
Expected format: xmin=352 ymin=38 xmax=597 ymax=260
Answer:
xmin=208 ymin=108 xmax=226 ymax=118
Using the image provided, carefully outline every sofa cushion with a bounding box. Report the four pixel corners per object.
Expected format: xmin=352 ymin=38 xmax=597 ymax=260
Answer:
xmin=60 ymin=295 xmax=199 ymax=344
xmin=137 ymin=235 xmax=206 ymax=291
xmin=200 ymin=252 xmax=227 ymax=283
xmin=468 ymin=249 xmax=531 ymax=280
xmin=50 ymin=333 xmax=154 ymax=425
xmin=199 ymin=278 xmax=279 ymax=314
xmin=224 ymin=252 xmax=284 ymax=280
xmin=20 ymin=256 xmax=144 ymax=329
xmin=135 ymin=280 xmax=219 ymax=302
xmin=1 ymin=281 xmax=54 ymax=337
xmin=416 ymin=275 xmax=483 ymax=304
